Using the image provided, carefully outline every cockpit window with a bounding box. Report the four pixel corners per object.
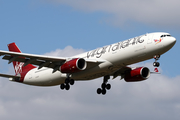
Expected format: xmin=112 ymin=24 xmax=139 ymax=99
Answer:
xmin=161 ymin=34 xmax=171 ymax=37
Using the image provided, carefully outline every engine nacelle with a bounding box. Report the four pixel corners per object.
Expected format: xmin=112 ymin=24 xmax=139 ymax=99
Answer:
xmin=60 ymin=58 xmax=87 ymax=73
xmin=124 ymin=67 xmax=150 ymax=82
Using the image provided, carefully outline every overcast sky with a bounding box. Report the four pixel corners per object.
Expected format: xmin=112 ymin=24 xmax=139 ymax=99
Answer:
xmin=0 ymin=0 xmax=180 ymax=120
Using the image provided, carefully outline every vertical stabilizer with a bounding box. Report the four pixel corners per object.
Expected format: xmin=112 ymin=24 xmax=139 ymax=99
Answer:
xmin=8 ymin=43 xmax=36 ymax=75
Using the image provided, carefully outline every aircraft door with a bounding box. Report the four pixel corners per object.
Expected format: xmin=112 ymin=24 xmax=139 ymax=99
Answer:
xmin=147 ymin=34 xmax=154 ymax=44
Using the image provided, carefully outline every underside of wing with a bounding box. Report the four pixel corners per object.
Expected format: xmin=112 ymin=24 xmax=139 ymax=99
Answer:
xmin=111 ymin=66 xmax=151 ymax=82
xmin=111 ymin=67 xmax=131 ymax=79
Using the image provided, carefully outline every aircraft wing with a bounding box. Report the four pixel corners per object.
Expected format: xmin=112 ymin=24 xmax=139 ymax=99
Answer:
xmin=0 ymin=50 xmax=105 ymax=70
xmin=111 ymin=67 xmax=131 ymax=79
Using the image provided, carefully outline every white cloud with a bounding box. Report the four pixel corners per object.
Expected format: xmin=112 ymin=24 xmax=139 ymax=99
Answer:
xmin=1 ymin=74 xmax=180 ymax=120
xmin=44 ymin=46 xmax=85 ymax=57
xmin=0 ymin=46 xmax=180 ymax=120
xmin=46 ymin=0 xmax=180 ymax=28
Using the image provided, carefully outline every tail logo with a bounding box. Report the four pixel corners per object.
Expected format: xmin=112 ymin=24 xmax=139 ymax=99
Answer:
xmin=15 ymin=62 xmax=24 ymax=74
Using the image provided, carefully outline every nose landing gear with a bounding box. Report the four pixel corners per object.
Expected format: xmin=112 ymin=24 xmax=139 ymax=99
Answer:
xmin=153 ymin=55 xmax=160 ymax=67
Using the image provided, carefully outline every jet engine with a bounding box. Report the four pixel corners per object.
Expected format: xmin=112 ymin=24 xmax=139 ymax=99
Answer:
xmin=124 ymin=67 xmax=150 ymax=82
xmin=60 ymin=58 xmax=87 ymax=73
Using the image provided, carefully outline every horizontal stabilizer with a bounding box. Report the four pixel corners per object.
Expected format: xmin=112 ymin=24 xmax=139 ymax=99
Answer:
xmin=0 ymin=73 xmax=20 ymax=79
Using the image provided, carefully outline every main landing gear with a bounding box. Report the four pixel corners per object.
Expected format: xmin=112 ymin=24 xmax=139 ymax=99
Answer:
xmin=97 ymin=75 xmax=111 ymax=95
xmin=60 ymin=74 xmax=75 ymax=90
xmin=153 ymin=55 xmax=160 ymax=67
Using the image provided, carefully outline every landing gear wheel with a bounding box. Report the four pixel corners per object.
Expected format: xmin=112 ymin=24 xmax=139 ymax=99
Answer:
xmin=97 ymin=88 xmax=102 ymax=94
xmin=70 ymin=79 xmax=75 ymax=85
xmin=65 ymin=78 xmax=70 ymax=84
xmin=156 ymin=62 xmax=160 ymax=67
xmin=101 ymin=83 xmax=106 ymax=89
xmin=60 ymin=84 xmax=65 ymax=90
xmin=106 ymin=84 xmax=111 ymax=90
xmin=65 ymin=84 xmax=70 ymax=90
xmin=153 ymin=62 xmax=156 ymax=67
xmin=102 ymin=89 xmax=106 ymax=95
xmin=153 ymin=62 xmax=160 ymax=67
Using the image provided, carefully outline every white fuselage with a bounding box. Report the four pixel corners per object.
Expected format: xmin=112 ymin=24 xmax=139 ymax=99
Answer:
xmin=22 ymin=32 xmax=176 ymax=86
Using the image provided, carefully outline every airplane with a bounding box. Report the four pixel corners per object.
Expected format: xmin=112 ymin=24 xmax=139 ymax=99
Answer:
xmin=0 ymin=32 xmax=176 ymax=95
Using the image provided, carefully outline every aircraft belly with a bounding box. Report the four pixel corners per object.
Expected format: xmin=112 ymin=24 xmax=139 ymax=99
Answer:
xmin=71 ymin=61 xmax=116 ymax=80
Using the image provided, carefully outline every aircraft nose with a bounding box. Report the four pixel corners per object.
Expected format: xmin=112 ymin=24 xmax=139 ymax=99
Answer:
xmin=165 ymin=36 xmax=176 ymax=48
xmin=162 ymin=36 xmax=176 ymax=49
xmin=170 ymin=37 xmax=176 ymax=45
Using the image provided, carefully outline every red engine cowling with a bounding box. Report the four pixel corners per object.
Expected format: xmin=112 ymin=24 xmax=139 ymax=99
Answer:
xmin=60 ymin=58 xmax=87 ymax=73
xmin=124 ymin=67 xmax=150 ymax=82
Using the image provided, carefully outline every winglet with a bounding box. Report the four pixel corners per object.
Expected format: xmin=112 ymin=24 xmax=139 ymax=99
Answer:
xmin=8 ymin=42 xmax=21 ymax=53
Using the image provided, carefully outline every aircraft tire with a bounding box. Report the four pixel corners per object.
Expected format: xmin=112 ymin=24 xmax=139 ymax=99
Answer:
xmin=101 ymin=83 xmax=106 ymax=89
xmin=156 ymin=62 xmax=160 ymax=67
xmin=102 ymin=89 xmax=106 ymax=95
xmin=65 ymin=78 xmax=70 ymax=84
xmin=153 ymin=62 xmax=160 ymax=67
xmin=60 ymin=84 xmax=65 ymax=90
xmin=97 ymin=88 xmax=102 ymax=94
xmin=65 ymin=84 xmax=70 ymax=90
xmin=70 ymin=79 xmax=75 ymax=85
xmin=106 ymin=84 xmax=111 ymax=90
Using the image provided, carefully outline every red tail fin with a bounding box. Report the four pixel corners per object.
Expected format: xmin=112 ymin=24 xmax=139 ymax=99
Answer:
xmin=8 ymin=43 xmax=36 ymax=75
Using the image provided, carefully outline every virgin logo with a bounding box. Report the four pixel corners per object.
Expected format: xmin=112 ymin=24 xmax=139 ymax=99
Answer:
xmin=15 ymin=62 xmax=24 ymax=74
